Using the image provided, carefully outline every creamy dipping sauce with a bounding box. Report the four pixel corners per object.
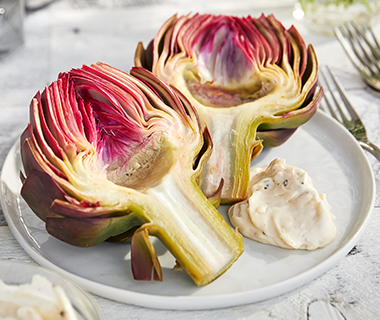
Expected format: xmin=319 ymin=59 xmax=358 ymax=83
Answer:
xmin=228 ymin=158 xmax=336 ymax=250
xmin=0 ymin=274 xmax=78 ymax=320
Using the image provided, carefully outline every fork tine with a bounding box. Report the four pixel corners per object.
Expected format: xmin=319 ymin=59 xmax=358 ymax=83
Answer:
xmin=320 ymin=67 xmax=380 ymax=163
xmin=352 ymin=21 xmax=380 ymax=59
xmin=345 ymin=26 xmax=373 ymax=70
xmin=320 ymin=66 xmax=371 ymax=148
xmin=326 ymin=66 xmax=360 ymax=122
xmin=335 ymin=22 xmax=380 ymax=91
xmin=334 ymin=25 xmax=370 ymax=77
xmin=369 ymin=26 xmax=380 ymax=53
xmin=344 ymin=24 xmax=380 ymax=75
xmin=319 ymin=69 xmax=342 ymax=122
xmin=352 ymin=34 xmax=380 ymax=73
xmin=349 ymin=22 xmax=380 ymax=73
xmin=358 ymin=25 xmax=380 ymax=61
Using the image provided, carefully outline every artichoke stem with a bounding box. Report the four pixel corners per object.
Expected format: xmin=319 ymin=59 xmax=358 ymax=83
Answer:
xmin=146 ymin=171 xmax=243 ymax=286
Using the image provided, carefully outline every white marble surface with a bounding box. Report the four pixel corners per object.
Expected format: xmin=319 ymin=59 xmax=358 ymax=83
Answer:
xmin=1 ymin=0 xmax=380 ymax=319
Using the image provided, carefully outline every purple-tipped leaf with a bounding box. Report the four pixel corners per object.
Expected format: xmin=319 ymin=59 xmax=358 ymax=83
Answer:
xmin=131 ymin=227 xmax=162 ymax=281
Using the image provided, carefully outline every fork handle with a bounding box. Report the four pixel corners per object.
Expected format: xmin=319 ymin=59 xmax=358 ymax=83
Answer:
xmin=359 ymin=141 xmax=380 ymax=162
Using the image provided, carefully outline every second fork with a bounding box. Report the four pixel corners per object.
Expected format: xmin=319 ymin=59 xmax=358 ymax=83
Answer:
xmin=320 ymin=66 xmax=380 ymax=162
xmin=334 ymin=22 xmax=380 ymax=91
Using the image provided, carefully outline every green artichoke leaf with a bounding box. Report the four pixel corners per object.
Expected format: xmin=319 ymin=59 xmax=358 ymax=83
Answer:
xmin=20 ymin=62 xmax=243 ymax=286
xmin=135 ymin=13 xmax=323 ymax=204
xmin=131 ymin=227 xmax=162 ymax=281
xmin=46 ymin=211 xmax=146 ymax=247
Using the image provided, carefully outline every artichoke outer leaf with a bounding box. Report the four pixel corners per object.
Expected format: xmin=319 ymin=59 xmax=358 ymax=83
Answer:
xmin=207 ymin=178 xmax=224 ymax=209
xmin=21 ymin=133 xmax=45 ymax=177
xmin=45 ymin=213 xmax=145 ymax=248
xmin=30 ymin=93 xmax=66 ymax=162
xmin=130 ymin=66 xmax=192 ymax=123
xmin=135 ymin=40 xmax=154 ymax=71
xmin=50 ymin=199 xmax=127 ymax=218
xmin=250 ymin=140 xmax=264 ymax=161
xmin=287 ymin=25 xmax=307 ymax=78
xmin=21 ymin=127 xmax=66 ymax=180
xmin=106 ymin=226 xmax=139 ymax=243
xmin=131 ymin=227 xmax=162 ymax=281
xmin=21 ymin=169 xmax=66 ymax=221
xmin=257 ymin=127 xmax=298 ymax=148
xmin=192 ymin=126 xmax=213 ymax=175
xmin=258 ymin=85 xmax=323 ymax=131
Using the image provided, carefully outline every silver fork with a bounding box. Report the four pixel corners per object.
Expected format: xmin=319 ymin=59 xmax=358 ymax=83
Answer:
xmin=334 ymin=22 xmax=380 ymax=91
xmin=320 ymin=66 xmax=380 ymax=161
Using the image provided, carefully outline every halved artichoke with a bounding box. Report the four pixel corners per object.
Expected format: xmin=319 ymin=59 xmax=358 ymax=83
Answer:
xmin=20 ymin=63 xmax=243 ymax=286
xmin=135 ymin=13 xmax=323 ymax=204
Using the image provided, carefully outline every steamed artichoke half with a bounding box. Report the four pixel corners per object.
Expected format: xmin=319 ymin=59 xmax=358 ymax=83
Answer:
xmin=20 ymin=63 xmax=243 ymax=286
xmin=135 ymin=13 xmax=323 ymax=204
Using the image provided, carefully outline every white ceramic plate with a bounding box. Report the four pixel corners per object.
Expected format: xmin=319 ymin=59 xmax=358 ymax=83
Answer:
xmin=0 ymin=110 xmax=375 ymax=310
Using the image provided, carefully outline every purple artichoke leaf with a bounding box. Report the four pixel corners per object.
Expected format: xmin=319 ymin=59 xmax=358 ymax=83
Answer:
xmin=250 ymin=140 xmax=264 ymax=161
xmin=257 ymin=83 xmax=323 ymax=131
xmin=45 ymin=213 xmax=146 ymax=248
xmin=19 ymin=171 xmax=25 ymax=184
xmin=131 ymin=227 xmax=162 ymax=281
xmin=206 ymin=178 xmax=224 ymax=209
xmin=287 ymin=26 xmax=307 ymax=78
xmin=21 ymin=169 xmax=66 ymax=221
xmin=21 ymin=135 xmax=66 ymax=179
xmin=130 ymin=67 xmax=192 ymax=124
xmin=192 ymin=126 xmax=212 ymax=175
xmin=257 ymin=127 xmax=298 ymax=148
xmin=106 ymin=226 xmax=139 ymax=243
xmin=77 ymin=99 xmax=97 ymax=146
xmin=42 ymin=85 xmax=79 ymax=160
xmin=30 ymin=95 xmax=66 ymax=165
xmin=50 ymin=199 xmax=134 ymax=219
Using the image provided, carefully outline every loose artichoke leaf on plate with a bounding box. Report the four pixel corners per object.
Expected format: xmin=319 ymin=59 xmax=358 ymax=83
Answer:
xmin=19 ymin=63 xmax=243 ymax=287
xmin=135 ymin=13 xmax=323 ymax=205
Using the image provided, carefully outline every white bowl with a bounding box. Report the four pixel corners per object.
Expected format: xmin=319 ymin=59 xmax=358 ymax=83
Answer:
xmin=0 ymin=260 xmax=104 ymax=320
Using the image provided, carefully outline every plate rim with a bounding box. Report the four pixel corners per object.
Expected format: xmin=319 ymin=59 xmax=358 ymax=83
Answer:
xmin=0 ymin=110 xmax=376 ymax=310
